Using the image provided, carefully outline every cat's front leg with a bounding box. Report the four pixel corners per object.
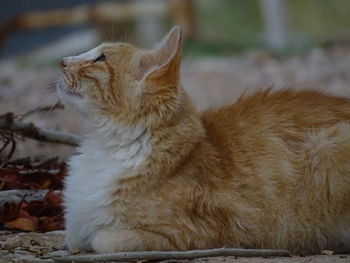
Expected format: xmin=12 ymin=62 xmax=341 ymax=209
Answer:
xmin=65 ymin=218 xmax=92 ymax=252
xmin=90 ymin=228 xmax=176 ymax=253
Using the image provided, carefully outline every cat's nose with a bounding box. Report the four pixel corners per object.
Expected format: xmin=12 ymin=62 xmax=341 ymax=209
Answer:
xmin=60 ymin=58 xmax=68 ymax=68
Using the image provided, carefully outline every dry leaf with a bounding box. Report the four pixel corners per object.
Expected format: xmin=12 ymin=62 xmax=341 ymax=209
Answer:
xmin=6 ymin=217 xmax=38 ymax=231
xmin=0 ymin=160 xmax=66 ymax=232
xmin=0 ymin=160 xmax=66 ymax=190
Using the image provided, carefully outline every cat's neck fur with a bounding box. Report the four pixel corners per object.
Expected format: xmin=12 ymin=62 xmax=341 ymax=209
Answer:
xmin=146 ymin=101 xmax=206 ymax=178
xmin=79 ymin=115 xmax=150 ymax=169
xmin=78 ymin=96 xmax=206 ymax=182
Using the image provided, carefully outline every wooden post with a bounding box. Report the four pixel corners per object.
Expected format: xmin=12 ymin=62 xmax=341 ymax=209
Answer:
xmin=135 ymin=0 xmax=165 ymax=48
xmin=260 ymin=0 xmax=289 ymax=51
xmin=170 ymin=0 xmax=197 ymax=40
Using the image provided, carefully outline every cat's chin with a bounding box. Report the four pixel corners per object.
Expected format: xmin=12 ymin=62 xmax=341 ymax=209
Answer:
xmin=56 ymin=86 xmax=88 ymax=116
xmin=57 ymin=83 xmax=83 ymax=99
xmin=64 ymin=89 xmax=83 ymax=99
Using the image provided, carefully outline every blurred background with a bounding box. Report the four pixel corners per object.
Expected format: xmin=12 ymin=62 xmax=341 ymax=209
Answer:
xmin=2 ymin=0 xmax=350 ymax=159
xmin=2 ymin=0 xmax=350 ymax=58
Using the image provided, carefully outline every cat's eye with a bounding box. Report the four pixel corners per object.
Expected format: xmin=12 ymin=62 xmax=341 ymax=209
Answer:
xmin=93 ymin=54 xmax=106 ymax=63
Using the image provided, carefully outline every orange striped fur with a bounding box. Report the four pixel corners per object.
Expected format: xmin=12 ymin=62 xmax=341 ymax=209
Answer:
xmin=58 ymin=27 xmax=350 ymax=254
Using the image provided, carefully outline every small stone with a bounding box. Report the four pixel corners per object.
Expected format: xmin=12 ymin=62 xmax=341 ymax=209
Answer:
xmin=1 ymin=253 xmax=36 ymax=261
xmin=321 ymin=250 xmax=334 ymax=255
xmin=28 ymin=245 xmax=44 ymax=253
xmin=30 ymin=239 xmax=40 ymax=246
xmin=13 ymin=249 xmax=33 ymax=256
xmin=4 ymin=236 xmax=23 ymax=249
xmin=0 ymin=241 xmax=6 ymax=248
xmin=70 ymin=248 xmax=81 ymax=254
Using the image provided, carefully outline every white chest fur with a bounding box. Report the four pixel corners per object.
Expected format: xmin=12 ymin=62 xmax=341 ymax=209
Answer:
xmin=63 ymin=119 xmax=151 ymax=251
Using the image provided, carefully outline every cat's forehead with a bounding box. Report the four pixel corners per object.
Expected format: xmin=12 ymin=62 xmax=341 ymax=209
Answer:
xmin=66 ymin=43 xmax=132 ymax=62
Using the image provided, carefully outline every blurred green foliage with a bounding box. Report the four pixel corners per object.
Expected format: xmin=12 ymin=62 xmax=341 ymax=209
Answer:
xmin=184 ymin=0 xmax=350 ymax=56
xmin=289 ymin=0 xmax=350 ymax=41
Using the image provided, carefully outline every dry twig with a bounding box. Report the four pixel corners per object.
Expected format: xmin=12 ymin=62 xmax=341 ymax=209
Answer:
xmin=0 ymin=130 xmax=16 ymax=161
xmin=52 ymin=248 xmax=291 ymax=263
xmin=23 ymin=259 xmax=55 ymax=263
xmin=0 ymin=112 xmax=81 ymax=146
xmin=18 ymin=103 xmax=64 ymax=120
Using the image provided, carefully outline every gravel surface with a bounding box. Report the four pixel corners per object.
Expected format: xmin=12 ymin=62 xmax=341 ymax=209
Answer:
xmin=0 ymin=230 xmax=348 ymax=262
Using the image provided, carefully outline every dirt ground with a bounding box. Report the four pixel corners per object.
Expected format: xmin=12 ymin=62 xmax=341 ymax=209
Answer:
xmin=0 ymin=230 xmax=349 ymax=263
xmin=1 ymin=44 xmax=350 ymax=262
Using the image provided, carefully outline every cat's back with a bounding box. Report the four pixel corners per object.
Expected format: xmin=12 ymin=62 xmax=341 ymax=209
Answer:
xmin=198 ymin=89 xmax=350 ymax=253
xmin=201 ymin=89 xmax=350 ymax=149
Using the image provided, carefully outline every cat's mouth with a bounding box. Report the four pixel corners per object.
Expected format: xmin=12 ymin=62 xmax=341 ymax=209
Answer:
xmin=58 ymin=82 xmax=83 ymax=99
xmin=64 ymin=88 xmax=83 ymax=98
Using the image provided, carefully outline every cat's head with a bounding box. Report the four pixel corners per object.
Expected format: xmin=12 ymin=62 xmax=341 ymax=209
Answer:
xmin=57 ymin=26 xmax=185 ymax=127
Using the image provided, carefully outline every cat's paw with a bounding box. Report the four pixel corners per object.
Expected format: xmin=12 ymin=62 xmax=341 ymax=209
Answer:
xmin=65 ymin=230 xmax=92 ymax=252
xmin=91 ymin=228 xmax=144 ymax=253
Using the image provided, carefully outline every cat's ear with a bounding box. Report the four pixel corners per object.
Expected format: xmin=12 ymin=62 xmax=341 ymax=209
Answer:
xmin=139 ymin=26 xmax=182 ymax=85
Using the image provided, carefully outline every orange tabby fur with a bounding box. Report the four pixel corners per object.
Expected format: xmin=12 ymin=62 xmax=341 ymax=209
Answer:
xmin=59 ymin=27 xmax=350 ymax=254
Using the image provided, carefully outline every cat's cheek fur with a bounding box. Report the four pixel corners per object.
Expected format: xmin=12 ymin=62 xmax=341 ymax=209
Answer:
xmin=56 ymin=88 xmax=89 ymax=116
xmin=65 ymin=97 xmax=88 ymax=115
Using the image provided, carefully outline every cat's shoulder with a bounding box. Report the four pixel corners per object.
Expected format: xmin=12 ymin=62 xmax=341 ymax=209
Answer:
xmin=200 ymin=88 xmax=350 ymax=138
xmin=202 ymin=88 xmax=350 ymax=119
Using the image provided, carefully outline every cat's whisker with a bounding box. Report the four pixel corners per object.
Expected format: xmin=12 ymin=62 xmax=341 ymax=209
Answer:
xmin=18 ymin=92 xmax=59 ymax=120
xmin=41 ymin=99 xmax=61 ymax=120
xmin=48 ymin=79 xmax=62 ymax=92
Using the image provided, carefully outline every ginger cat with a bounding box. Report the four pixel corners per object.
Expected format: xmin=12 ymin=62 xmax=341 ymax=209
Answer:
xmin=57 ymin=27 xmax=350 ymax=255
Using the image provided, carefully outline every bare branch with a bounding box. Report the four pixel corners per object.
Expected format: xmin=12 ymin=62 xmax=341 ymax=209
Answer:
xmin=25 ymin=259 xmax=55 ymax=263
xmin=0 ymin=113 xmax=82 ymax=146
xmin=0 ymin=130 xmax=16 ymax=161
xmin=52 ymin=248 xmax=291 ymax=263
xmin=19 ymin=103 xmax=64 ymax=120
